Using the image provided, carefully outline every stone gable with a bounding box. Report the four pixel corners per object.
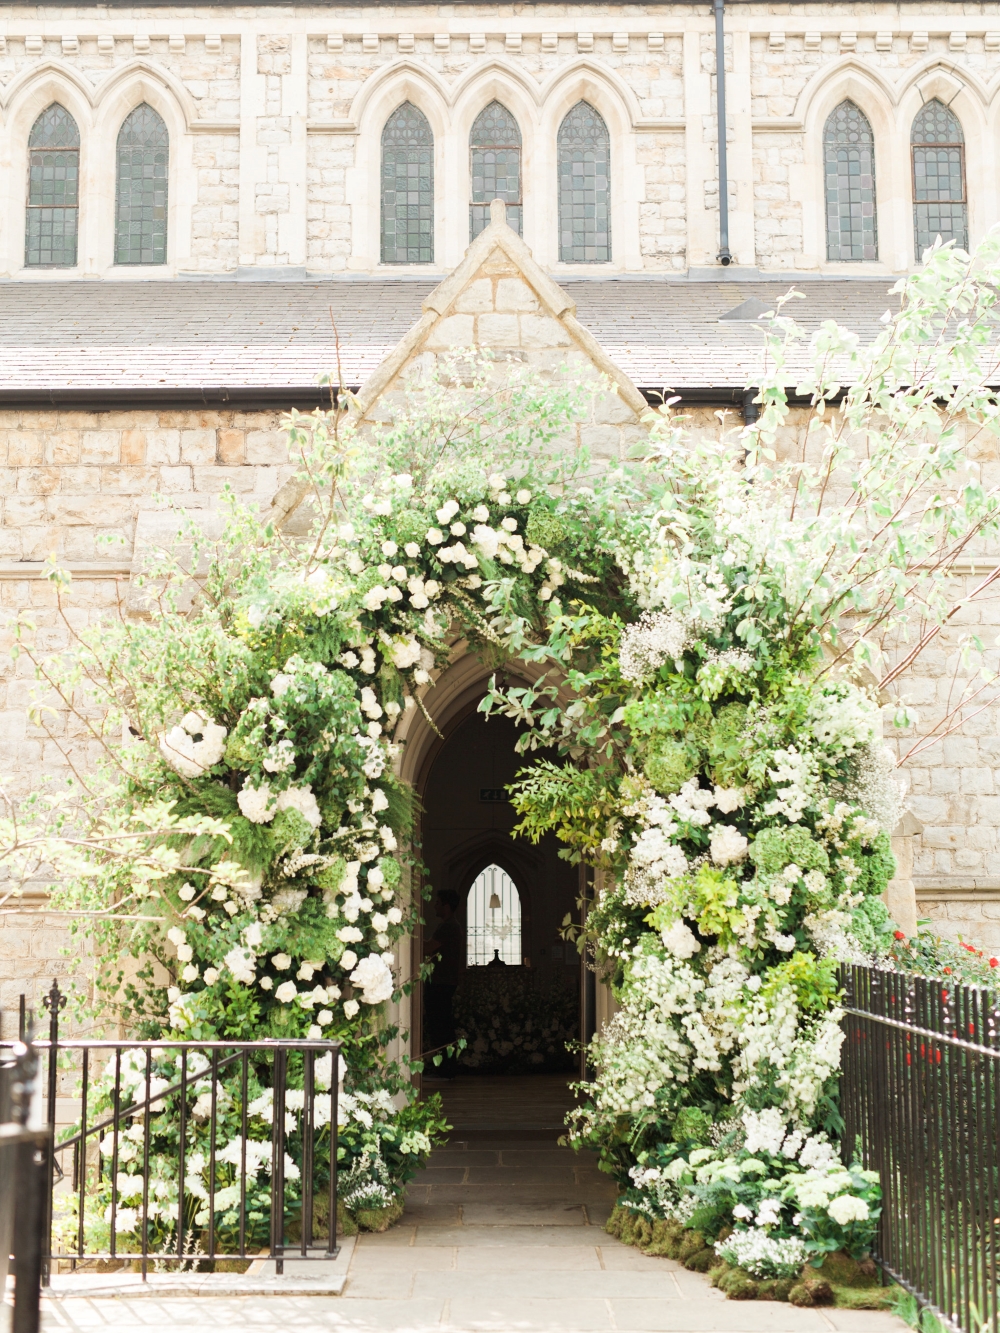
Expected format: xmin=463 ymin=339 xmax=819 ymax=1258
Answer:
xmin=353 ymin=198 xmax=649 ymax=464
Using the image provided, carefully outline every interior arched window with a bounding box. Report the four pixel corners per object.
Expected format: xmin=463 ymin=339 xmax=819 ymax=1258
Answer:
xmin=381 ymin=102 xmax=434 ymax=264
xmin=557 ymin=101 xmax=611 ymax=263
xmin=115 ymin=104 xmax=168 ymax=266
xmin=824 ymin=101 xmax=877 ymax=262
xmin=25 ymin=104 xmax=80 ymax=268
xmin=911 ymin=100 xmax=968 ymax=259
xmin=470 ymin=101 xmax=522 ymax=240
xmin=466 ymin=864 xmax=522 ymax=967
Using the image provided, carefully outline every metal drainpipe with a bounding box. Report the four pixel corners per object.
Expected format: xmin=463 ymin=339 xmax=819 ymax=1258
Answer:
xmin=714 ymin=0 xmax=732 ymax=265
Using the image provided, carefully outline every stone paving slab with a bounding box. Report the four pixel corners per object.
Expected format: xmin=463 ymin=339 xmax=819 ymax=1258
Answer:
xmin=38 ymin=1076 xmax=910 ymax=1333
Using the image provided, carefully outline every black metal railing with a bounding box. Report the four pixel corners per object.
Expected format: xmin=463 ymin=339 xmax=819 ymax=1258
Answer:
xmin=2 ymin=980 xmax=341 ymax=1282
xmin=1 ymin=1033 xmax=50 ymax=1333
xmin=840 ymin=963 xmax=1000 ymax=1333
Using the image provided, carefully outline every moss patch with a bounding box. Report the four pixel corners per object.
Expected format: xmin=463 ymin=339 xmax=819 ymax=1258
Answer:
xmin=606 ymin=1209 xmax=897 ymax=1308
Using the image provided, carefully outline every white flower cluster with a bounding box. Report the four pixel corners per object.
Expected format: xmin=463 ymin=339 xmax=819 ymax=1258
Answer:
xmin=715 ymin=1229 xmax=807 ymax=1279
xmin=159 ymin=711 xmax=227 ymax=778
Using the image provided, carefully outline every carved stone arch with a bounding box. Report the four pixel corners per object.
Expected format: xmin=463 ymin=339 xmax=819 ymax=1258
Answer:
xmin=350 ymin=59 xmax=451 ymax=140
xmin=0 ymin=61 xmax=97 ymax=123
xmin=795 ymin=57 xmax=898 ymax=134
xmin=539 ymin=58 xmax=642 ymax=134
xmin=94 ymin=60 xmax=199 ymax=132
xmin=897 ymin=59 xmax=989 ymax=119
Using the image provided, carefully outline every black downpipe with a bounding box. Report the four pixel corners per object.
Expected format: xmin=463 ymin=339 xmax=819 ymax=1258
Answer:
xmin=714 ymin=0 xmax=732 ymax=265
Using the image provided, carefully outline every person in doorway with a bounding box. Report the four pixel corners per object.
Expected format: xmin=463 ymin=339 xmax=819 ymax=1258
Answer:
xmin=424 ymin=889 xmax=463 ymax=1077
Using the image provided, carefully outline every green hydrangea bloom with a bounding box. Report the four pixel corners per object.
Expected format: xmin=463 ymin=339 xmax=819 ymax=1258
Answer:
xmin=644 ymin=739 xmax=699 ymax=795
xmin=749 ymin=825 xmax=830 ymax=876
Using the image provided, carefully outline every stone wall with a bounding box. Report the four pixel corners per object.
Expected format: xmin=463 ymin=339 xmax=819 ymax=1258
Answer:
xmin=3 ymin=3 xmax=1000 ymax=276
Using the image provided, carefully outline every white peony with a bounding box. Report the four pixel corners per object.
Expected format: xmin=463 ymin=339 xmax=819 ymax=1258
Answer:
xmin=238 ymin=780 xmax=276 ymax=824
xmin=275 ymin=785 xmax=322 ymax=829
xmin=159 ymin=711 xmax=227 ymax=778
xmin=659 ymin=920 xmax=701 ymax=960
xmin=709 ymin=825 xmax=749 ymax=866
xmin=350 ymin=954 xmax=394 ymax=1005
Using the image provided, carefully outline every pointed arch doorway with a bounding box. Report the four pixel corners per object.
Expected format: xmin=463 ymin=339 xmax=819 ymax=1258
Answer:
xmin=396 ymin=658 xmax=589 ymax=1127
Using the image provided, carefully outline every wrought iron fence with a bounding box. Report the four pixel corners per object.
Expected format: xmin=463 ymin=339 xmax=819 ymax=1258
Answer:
xmin=840 ymin=963 xmax=1000 ymax=1333
xmin=2 ymin=980 xmax=341 ymax=1281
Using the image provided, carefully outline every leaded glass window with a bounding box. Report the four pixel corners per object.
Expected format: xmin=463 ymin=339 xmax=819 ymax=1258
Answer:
xmin=381 ymin=102 xmax=434 ymax=264
xmin=25 ymin=104 xmax=80 ymax=268
xmin=115 ymin=104 xmax=168 ymax=266
xmin=466 ymin=865 xmax=522 ymax=967
xmin=558 ymin=101 xmax=611 ymax=263
xmin=912 ymin=100 xmax=967 ymax=259
xmin=470 ymin=101 xmax=522 ymax=240
xmin=824 ymin=101 xmax=877 ymax=262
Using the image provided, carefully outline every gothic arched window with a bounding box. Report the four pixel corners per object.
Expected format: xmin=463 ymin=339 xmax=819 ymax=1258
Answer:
xmin=470 ymin=101 xmax=522 ymax=240
xmin=557 ymin=101 xmax=611 ymax=263
xmin=115 ymin=104 xmax=168 ymax=265
xmin=466 ymin=864 xmax=522 ymax=967
xmin=911 ymin=100 xmax=968 ymax=259
xmin=25 ymin=104 xmax=80 ymax=268
xmin=381 ymin=102 xmax=434 ymax=264
xmin=824 ymin=101 xmax=877 ymax=262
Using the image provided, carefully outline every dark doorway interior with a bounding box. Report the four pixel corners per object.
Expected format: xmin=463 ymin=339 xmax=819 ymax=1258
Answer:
xmin=419 ymin=706 xmax=581 ymax=1077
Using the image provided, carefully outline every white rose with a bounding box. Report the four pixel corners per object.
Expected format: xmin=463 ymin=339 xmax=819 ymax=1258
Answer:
xmin=387 ymin=907 xmax=403 ymax=924
xmin=176 ymin=943 xmax=194 ymax=963
xmin=337 ymin=925 xmax=363 ymax=944
xmin=349 ymin=954 xmax=394 ymax=1005
xmin=274 ymin=981 xmax=298 ymax=1004
xmin=297 ymin=962 xmax=315 ymax=981
xmin=181 ymin=964 xmax=199 ymax=982
xmin=260 ymin=976 xmax=274 ymax=990
xmin=203 ymin=968 xmax=219 ymax=985
xmin=178 ymin=884 xmax=196 ymax=902
xmin=426 ymin=528 xmax=444 ymax=545
xmin=516 ymin=489 xmax=531 ymax=503
xmin=340 ymin=949 xmax=358 ymax=972
xmin=167 ymin=926 xmax=186 ymax=947
xmin=404 ymin=542 xmax=420 ymax=558
xmin=272 ymin=953 xmax=292 ymax=970
xmin=381 ymin=540 xmax=398 ymax=556
xmin=343 ymin=999 xmax=360 ymax=1019
xmin=317 ymin=1009 xmax=333 ymax=1027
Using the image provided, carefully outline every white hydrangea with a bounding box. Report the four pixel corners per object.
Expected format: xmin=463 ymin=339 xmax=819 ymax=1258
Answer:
xmin=390 ymin=638 xmax=422 ymax=669
xmin=713 ymin=786 xmax=745 ymax=814
xmin=159 ymin=711 xmax=227 ymax=778
xmin=350 ymin=954 xmax=394 ymax=1004
xmin=238 ymin=780 xmax=276 ymax=824
xmin=742 ymin=1107 xmax=787 ymax=1156
xmin=668 ymin=781 xmax=715 ymax=826
xmin=224 ymin=946 xmax=256 ymax=985
xmin=827 ymin=1194 xmax=870 ymax=1225
xmin=660 ymin=920 xmax=701 ymax=960
xmin=709 ymin=825 xmax=749 ymax=866
xmin=275 ymin=785 xmax=322 ymax=829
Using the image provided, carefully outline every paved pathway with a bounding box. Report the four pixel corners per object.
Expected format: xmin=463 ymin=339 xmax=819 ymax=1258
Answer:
xmin=40 ymin=1074 xmax=908 ymax=1333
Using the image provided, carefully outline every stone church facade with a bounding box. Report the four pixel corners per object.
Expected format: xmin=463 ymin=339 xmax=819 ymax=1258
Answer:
xmin=2 ymin=0 xmax=1000 ymax=1022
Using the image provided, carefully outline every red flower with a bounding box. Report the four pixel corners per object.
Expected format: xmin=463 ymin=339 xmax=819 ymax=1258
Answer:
xmin=943 ymin=967 xmax=952 ymax=975
xmin=894 ymin=930 xmax=906 ymax=941
xmin=960 ymin=942 xmax=976 ymax=953
xmin=991 ymin=958 xmax=999 ymax=968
